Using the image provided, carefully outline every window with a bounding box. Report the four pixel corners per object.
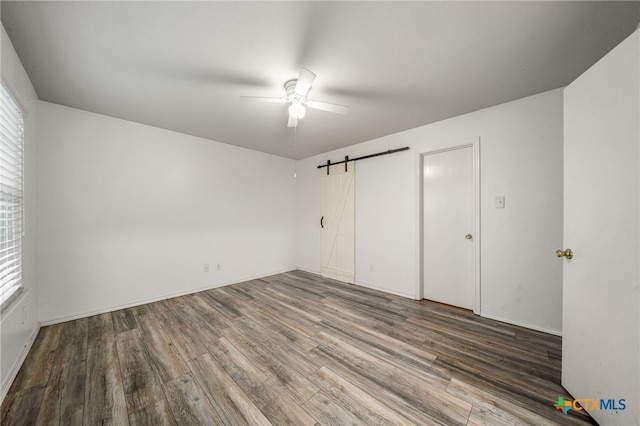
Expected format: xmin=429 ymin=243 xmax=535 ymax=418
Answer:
xmin=0 ymin=83 xmax=24 ymax=309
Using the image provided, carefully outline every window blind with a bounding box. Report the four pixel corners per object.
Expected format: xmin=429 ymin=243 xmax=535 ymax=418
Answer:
xmin=0 ymin=84 xmax=24 ymax=309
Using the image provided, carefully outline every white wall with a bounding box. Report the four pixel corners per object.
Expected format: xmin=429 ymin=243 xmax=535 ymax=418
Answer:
xmin=297 ymin=89 xmax=564 ymax=334
xmin=0 ymin=25 xmax=40 ymax=400
xmin=37 ymin=102 xmax=297 ymax=323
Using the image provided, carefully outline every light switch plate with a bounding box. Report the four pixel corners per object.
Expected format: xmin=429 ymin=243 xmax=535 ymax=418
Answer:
xmin=495 ymin=196 xmax=505 ymax=208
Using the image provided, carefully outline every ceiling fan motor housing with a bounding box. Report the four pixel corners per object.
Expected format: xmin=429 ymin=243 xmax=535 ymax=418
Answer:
xmin=285 ymin=79 xmax=301 ymax=102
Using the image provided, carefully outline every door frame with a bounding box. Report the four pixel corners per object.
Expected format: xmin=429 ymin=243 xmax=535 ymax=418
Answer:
xmin=415 ymin=137 xmax=481 ymax=314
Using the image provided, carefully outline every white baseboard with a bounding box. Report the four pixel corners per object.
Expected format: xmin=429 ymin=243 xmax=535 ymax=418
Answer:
xmin=1 ymin=322 xmax=40 ymax=403
xmin=294 ymin=270 xmax=416 ymax=300
xmin=296 ymin=267 xmax=321 ymax=275
xmin=480 ymin=312 xmax=562 ymax=336
xmin=354 ymin=281 xmax=416 ymax=299
xmin=40 ymin=268 xmax=296 ymax=326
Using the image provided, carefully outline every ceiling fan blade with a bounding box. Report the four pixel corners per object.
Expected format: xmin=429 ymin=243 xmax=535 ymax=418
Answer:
xmin=240 ymin=96 xmax=288 ymax=103
xmin=287 ymin=114 xmax=299 ymax=128
xmin=307 ymin=100 xmax=350 ymax=115
xmin=295 ymin=68 xmax=316 ymax=97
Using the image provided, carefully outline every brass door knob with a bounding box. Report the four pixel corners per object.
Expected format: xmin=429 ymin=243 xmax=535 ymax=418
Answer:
xmin=556 ymin=249 xmax=573 ymax=260
xmin=465 ymin=234 xmax=473 ymax=240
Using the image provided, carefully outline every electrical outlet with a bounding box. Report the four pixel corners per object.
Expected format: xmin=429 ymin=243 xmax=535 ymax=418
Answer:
xmin=203 ymin=264 xmax=210 ymax=272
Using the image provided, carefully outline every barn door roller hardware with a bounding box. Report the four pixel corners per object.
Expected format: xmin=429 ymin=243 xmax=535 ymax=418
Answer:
xmin=318 ymin=147 xmax=409 ymax=174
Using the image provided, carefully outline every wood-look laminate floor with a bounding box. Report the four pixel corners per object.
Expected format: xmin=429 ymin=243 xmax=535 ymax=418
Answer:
xmin=2 ymin=270 xmax=595 ymax=425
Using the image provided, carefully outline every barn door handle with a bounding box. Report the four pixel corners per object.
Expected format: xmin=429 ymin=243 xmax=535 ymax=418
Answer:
xmin=321 ymin=216 xmax=324 ymax=228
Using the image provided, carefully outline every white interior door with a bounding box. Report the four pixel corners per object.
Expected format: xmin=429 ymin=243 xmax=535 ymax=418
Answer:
xmin=321 ymin=162 xmax=355 ymax=283
xmin=562 ymin=30 xmax=639 ymax=425
xmin=422 ymin=145 xmax=475 ymax=310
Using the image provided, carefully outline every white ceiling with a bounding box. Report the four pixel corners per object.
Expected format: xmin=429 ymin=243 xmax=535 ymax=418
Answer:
xmin=2 ymin=1 xmax=639 ymax=159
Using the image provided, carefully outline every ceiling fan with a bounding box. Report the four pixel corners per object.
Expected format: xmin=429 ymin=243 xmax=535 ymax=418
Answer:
xmin=240 ymin=68 xmax=349 ymax=128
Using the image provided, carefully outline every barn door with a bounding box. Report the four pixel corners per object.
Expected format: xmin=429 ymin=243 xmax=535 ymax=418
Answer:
xmin=321 ymin=162 xmax=355 ymax=283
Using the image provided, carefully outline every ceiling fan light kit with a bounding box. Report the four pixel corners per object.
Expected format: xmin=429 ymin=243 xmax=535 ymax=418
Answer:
xmin=288 ymin=103 xmax=306 ymax=119
xmin=241 ymin=68 xmax=349 ymax=128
